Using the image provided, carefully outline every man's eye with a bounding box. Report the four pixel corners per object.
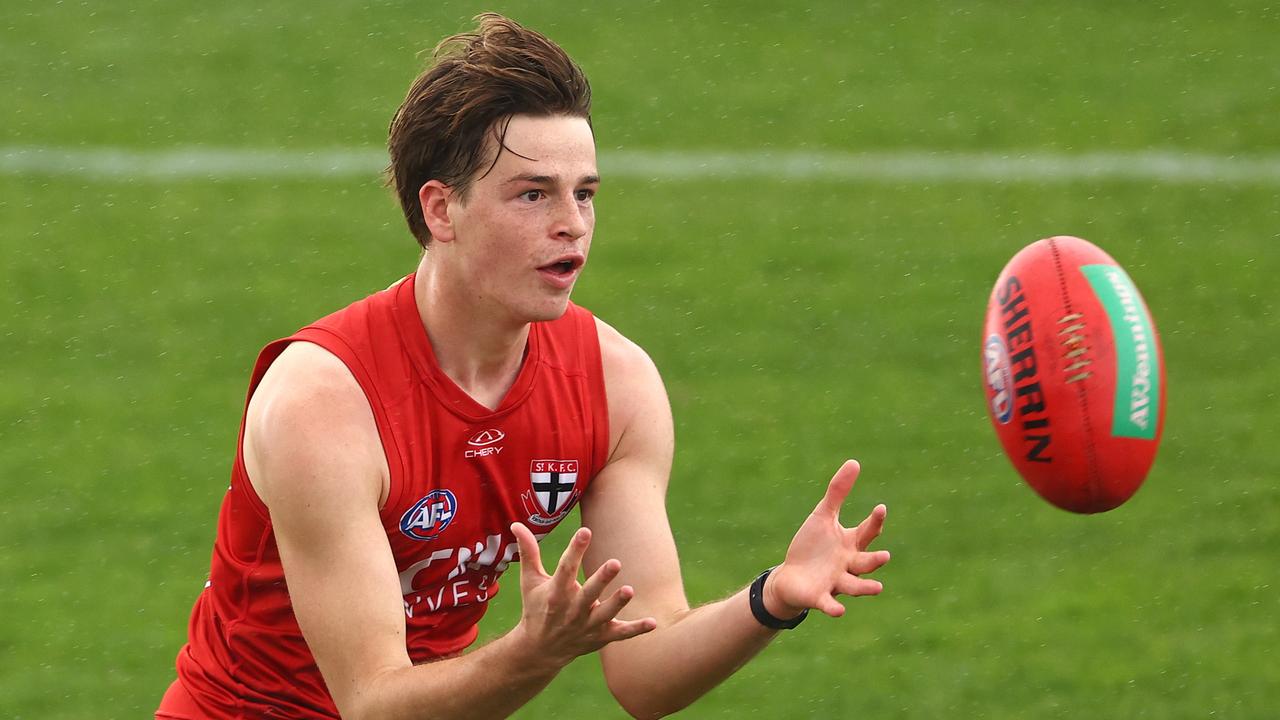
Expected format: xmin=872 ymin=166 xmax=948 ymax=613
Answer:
xmin=521 ymin=190 xmax=544 ymax=202
xmin=575 ymin=189 xmax=595 ymax=202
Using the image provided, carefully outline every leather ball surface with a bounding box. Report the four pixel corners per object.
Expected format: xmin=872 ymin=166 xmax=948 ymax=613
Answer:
xmin=982 ymin=236 xmax=1166 ymax=513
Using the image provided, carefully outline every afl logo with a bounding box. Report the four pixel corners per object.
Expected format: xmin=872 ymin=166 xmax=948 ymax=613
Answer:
xmin=984 ymin=334 xmax=1014 ymax=424
xmin=399 ymin=490 xmax=458 ymax=541
xmin=467 ymin=429 xmax=505 ymax=447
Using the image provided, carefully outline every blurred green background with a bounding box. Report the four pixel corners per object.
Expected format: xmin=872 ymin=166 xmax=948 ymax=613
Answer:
xmin=2 ymin=1 xmax=1277 ymax=717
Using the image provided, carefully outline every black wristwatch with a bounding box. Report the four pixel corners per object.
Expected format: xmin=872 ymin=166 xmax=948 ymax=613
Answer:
xmin=748 ymin=566 xmax=808 ymax=630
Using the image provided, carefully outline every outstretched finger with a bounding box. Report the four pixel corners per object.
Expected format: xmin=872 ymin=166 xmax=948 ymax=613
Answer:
xmin=853 ymin=504 xmax=887 ymax=550
xmin=553 ymin=527 xmax=592 ymax=588
xmin=587 ymin=584 xmax=637 ymax=627
xmin=510 ymin=522 xmax=547 ymax=578
xmin=848 ymin=549 xmax=892 ymax=575
xmin=815 ymin=459 xmax=861 ymax=520
xmin=580 ymin=558 xmax=622 ymax=606
xmin=601 ymin=616 xmax=658 ymax=644
xmin=816 ymin=593 xmax=846 ymax=618
xmin=835 ymin=573 xmax=884 ymax=598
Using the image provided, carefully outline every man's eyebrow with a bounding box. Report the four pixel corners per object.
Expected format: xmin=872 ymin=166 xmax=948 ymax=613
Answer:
xmin=502 ymin=173 xmax=553 ymax=185
xmin=502 ymin=173 xmax=601 ymax=185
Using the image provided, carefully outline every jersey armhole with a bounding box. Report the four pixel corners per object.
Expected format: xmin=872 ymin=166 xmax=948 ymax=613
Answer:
xmin=574 ymin=307 xmax=611 ymax=478
xmin=231 ymin=329 xmax=408 ymax=521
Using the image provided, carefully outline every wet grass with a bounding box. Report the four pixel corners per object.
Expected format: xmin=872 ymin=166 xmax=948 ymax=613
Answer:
xmin=2 ymin=1 xmax=1278 ymax=717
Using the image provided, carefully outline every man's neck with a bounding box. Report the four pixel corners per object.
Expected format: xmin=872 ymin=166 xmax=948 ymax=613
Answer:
xmin=413 ymin=257 xmax=530 ymax=411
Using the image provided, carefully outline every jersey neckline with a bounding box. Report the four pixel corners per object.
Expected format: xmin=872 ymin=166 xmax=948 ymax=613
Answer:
xmin=391 ymin=273 xmax=542 ymax=421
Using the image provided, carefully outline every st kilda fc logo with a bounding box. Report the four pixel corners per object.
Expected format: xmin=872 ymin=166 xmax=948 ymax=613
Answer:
xmin=521 ymin=460 xmax=580 ymax=527
xmin=399 ymin=490 xmax=458 ymax=541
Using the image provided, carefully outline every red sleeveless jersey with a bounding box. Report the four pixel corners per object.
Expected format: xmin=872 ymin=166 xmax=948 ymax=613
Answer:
xmin=164 ymin=275 xmax=610 ymax=718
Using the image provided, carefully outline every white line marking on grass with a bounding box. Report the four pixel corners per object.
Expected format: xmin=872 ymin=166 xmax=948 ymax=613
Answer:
xmin=4 ymin=146 xmax=1280 ymax=184
xmin=0 ymin=146 xmax=387 ymax=179
xmin=605 ymin=150 xmax=1280 ymax=184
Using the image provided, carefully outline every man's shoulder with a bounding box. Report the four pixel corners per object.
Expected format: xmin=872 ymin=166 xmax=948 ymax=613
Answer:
xmin=247 ymin=341 xmax=373 ymax=452
xmin=263 ymin=341 xmax=361 ymax=398
xmin=591 ymin=314 xmax=657 ymax=380
xmin=589 ymin=315 xmax=671 ymax=463
xmin=245 ymin=340 xmax=386 ymax=508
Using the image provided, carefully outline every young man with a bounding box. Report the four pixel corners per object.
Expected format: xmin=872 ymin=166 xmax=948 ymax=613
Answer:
xmin=158 ymin=14 xmax=890 ymax=720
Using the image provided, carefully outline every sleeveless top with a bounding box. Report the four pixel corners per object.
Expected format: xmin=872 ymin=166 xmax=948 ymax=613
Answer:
xmin=169 ymin=275 xmax=610 ymax=718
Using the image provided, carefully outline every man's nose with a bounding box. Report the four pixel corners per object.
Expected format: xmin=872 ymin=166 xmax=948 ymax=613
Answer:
xmin=553 ymin=196 xmax=589 ymax=240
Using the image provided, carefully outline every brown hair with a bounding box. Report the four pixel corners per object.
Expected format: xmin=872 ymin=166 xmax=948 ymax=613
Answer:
xmin=387 ymin=13 xmax=593 ymax=247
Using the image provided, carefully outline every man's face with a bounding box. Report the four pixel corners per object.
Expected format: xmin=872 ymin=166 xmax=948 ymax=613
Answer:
xmin=443 ymin=114 xmax=598 ymax=325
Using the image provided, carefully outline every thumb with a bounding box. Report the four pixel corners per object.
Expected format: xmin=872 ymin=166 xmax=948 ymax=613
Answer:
xmin=815 ymin=459 xmax=860 ymax=520
xmin=510 ymin=522 xmax=546 ymax=580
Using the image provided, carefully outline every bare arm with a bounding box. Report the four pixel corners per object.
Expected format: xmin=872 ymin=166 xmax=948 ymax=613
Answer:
xmin=245 ymin=342 xmax=652 ymax=720
xmin=582 ymin=320 xmax=891 ymax=719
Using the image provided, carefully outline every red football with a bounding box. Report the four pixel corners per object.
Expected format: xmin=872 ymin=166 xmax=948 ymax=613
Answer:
xmin=982 ymin=236 xmax=1166 ymax=513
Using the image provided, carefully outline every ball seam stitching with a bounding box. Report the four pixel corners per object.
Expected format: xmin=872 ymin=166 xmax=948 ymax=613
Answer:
xmin=1048 ymin=238 xmax=1103 ymax=509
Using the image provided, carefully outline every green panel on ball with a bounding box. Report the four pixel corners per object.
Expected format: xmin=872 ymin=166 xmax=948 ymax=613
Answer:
xmin=1081 ymin=264 xmax=1161 ymax=440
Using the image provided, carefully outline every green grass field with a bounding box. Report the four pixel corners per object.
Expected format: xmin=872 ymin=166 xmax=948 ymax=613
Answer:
xmin=3 ymin=1 xmax=1278 ymax=717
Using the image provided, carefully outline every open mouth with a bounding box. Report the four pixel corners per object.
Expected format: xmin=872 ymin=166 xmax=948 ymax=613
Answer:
xmin=537 ymin=255 xmax=584 ymax=289
xmin=539 ymin=256 xmax=584 ymax=276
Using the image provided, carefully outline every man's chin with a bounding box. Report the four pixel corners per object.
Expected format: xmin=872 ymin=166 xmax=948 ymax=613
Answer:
xmin=518 ymin=294 xmax=573 ymax=324
xmin=534 ymin=299 xmax=572 ymax=322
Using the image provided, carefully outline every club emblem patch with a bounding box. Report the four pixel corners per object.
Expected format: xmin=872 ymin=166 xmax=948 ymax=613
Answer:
xmin=399 ymin=490 xmax=458 ymax=541
xmin=522 ymin=460 xmax=580 ymax=527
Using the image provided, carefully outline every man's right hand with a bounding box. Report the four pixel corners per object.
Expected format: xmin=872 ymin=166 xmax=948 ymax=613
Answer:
xmin=508 ymin=523 xmax=657 ymax=668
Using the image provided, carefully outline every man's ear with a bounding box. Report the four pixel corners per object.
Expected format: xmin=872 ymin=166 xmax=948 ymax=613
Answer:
xmin=419 ymin=180 xmax=456 ymax=243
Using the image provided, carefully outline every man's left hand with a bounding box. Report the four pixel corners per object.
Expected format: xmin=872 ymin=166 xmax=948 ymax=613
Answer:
xmin=764 ymin=459 xmax=890 ymax=619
